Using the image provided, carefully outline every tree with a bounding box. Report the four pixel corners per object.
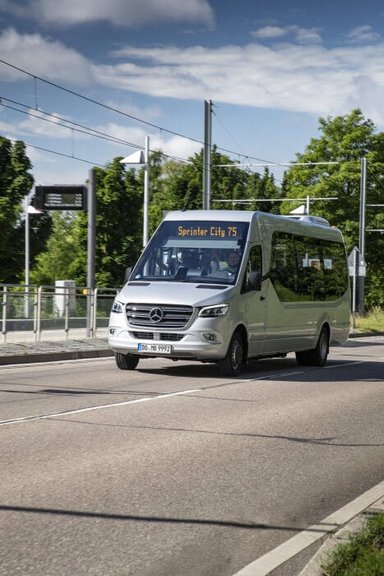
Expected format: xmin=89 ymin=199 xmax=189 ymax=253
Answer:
xmin=0 ymin=137 xmax=36 ymax=283
xmin=149 ymin=148 xmax=281 ymax=227
xmin=282 ymin=109 xmax=384 ymax=307
xmin=69 ymin=160 xmax=143 ymax=287
xmin=245 ymin=168 xmax=282 ymax=213
xmin=30 ymin=212 xmax=76 ymax=285
xmin=30 ymin=160 xmax=143 ymax=287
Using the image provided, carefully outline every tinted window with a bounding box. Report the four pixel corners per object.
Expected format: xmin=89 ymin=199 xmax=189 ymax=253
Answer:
xmin=270 ymin=232 xmax=348 ymax=302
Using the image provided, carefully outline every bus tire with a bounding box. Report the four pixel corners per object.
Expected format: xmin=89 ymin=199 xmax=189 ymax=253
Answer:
xmin=311 ymin=325 xmax=329 ymax=366
xmin=295 ymin=326 xmax=329 ymax=367
xmin=115 ymin=352 xmax=139 ymax=370
xmin=218 ymin=331 xmax=244 ymax=376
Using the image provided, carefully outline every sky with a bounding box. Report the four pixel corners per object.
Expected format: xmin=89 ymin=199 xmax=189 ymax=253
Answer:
xmin=1 ymin=0 xmax=384 ymax=190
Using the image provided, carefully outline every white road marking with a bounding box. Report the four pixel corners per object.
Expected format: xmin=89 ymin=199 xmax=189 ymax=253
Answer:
xmin=324 ymin=361 xmax=364 ymax=369
xmin=232 ymin=480 xmax=384 ymax=576
xmin=0 ymin=389 xmax=199 ymax=426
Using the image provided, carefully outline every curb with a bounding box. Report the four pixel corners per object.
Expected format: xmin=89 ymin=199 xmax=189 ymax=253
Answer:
xmin=298 ymin=496 xmax=384 ymax=576
xmin=348 ymin=331 xmax=384 ymax=338
xmin=0 ymin=348 xmax=114 ymax=365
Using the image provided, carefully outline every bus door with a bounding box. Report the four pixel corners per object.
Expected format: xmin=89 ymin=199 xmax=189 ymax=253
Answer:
xmin=240 ymin=245 xmax=266 ymax=356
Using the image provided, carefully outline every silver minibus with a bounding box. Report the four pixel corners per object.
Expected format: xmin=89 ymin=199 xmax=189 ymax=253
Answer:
xmin=108 ymin=210 xmax=350 ymax=375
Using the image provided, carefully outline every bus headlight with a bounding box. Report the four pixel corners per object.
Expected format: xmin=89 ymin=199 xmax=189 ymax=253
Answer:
xmin=199 ymin=304 xmax=229 ymax=318
xmin=111 ymin=300 xmax=124 ymax=314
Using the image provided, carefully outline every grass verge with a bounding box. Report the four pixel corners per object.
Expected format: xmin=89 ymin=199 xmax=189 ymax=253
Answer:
xmin=321 ymin=512 xmax=384 ymax=576
xmin=354 ymin=307 xmax=384 ymax=333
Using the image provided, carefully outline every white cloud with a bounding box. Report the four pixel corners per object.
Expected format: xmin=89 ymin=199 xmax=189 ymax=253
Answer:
xmin=95 ymin=41 xmax=384 ymax=125
xmin=2 ymin=24 xmax=384 ymax=132
xmin=346 ymin=25 xmax=381 ymax=44
xmin=19 ymin=110 xmax=75 ymax=138
xmin=251 ymin=25 xmax=322 ymax=44
xmin=0 ymin=0 xmax=215 ymax=28
xmin=0 ymin=28 xmax=94 ymax=84
xmin=89 ymin=123 xmax=200 ymax=161
xmin=251 ymin=26 xmax=288 ymax=39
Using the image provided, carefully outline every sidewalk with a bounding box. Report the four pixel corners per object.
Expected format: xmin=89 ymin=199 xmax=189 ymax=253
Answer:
xmin=0 ymin=337 xmax=113 ymax=365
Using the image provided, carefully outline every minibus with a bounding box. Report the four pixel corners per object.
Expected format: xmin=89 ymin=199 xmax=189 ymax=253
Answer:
xmin=108 ymin=210 xmax=350 ymax=375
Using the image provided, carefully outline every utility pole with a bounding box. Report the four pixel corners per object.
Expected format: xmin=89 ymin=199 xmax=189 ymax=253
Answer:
xmin=358 ymin=157 xmax=367 ymax=314
xmin=143 ymin=135 xmax=150 ymax=246
xmin=87 ymin=167 xmax=96 ymax=336
xmin=203 ymin=100 xmax=212 ymax=209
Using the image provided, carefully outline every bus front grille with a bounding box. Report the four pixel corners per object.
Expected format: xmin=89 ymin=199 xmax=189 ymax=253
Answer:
xmin=126 ymin=303 xmax=193 ymax=328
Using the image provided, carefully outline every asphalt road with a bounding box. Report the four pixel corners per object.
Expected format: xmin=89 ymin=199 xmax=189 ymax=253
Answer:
xmin=1 ymin=337 xmax=383 ymax=576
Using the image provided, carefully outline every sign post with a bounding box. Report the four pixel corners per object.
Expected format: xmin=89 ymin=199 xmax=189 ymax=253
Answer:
xmin=31 ymin=182 xmax=93 ymax=334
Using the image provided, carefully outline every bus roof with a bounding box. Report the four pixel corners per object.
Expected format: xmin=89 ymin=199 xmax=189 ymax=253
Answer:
xmin=164 ymin=210 xmax=331 ymax=228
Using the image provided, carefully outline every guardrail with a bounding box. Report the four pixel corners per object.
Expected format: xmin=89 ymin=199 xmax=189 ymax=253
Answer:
xmin=1 ymin=284 xmax=118 ymax=343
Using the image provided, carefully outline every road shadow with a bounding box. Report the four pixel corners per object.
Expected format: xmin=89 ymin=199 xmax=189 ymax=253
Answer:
xmin=0 ymin=503 xmax=333 ymax=534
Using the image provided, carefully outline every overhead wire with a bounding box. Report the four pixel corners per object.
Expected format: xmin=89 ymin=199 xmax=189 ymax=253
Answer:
xmin=0 ymin=58 xmax=280 ymax=165
xmin=0 ymin=97 xmax=190 ymax=165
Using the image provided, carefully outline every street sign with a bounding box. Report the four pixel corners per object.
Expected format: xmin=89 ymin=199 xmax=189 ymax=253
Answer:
xmin=33 ymin=185 xmax=86 ymax=210
xmin=347 ymin=247 xmax=367 ymax=276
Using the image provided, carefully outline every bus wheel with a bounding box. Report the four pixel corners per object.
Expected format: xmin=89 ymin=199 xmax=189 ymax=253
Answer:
xmin=295 ymin=326 xmax=329 ymax=367
xmin=311 ymin=326 xmax=329 ymax=366
xmin=218 ymin=331 xmax=244 ymax=376
xmin=115 ymin=353 xmax=140 ymax=370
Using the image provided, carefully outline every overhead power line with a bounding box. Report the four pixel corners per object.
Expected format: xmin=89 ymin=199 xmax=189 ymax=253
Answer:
xmin=0 ymin=59 xmax=203 ymax=145
xmin=0 ymin=97 xmax=189 ymax=164
xmin=0 ymin=58 xmax=281 ymax=164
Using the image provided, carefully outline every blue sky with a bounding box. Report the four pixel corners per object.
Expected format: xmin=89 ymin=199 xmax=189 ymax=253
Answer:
xmin=0 ymin=0 xmax=384 ymax=188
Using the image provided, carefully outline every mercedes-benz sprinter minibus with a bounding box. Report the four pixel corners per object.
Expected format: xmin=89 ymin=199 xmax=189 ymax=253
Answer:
xmin=108 ymin=210 xmax=350 ymax=376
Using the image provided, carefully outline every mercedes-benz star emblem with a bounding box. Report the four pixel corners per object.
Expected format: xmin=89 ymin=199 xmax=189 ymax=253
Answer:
xmin=149 ymin=307 xmax=164 ymax=323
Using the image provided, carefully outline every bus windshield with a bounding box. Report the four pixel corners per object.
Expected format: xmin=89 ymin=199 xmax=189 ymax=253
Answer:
xmin=131 ymin=220 xmax=249 ymax=284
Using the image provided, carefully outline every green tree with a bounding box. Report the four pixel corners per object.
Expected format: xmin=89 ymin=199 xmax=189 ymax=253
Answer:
xmin=282 ymin=109 xmax=384 ymax=307
xmin=31 ymin=160 xmax=143 ymax=287
xmin=150 ymin=148 xmax=281 ymax=225
xmin=30 ymin=212 xmax=76 ymax=285
xmin=245 ymin=168 xmax=282 ymax=213
xmin=68 ymin=160 xmax=143 ymax=287
xmin=0 ymin=137 xmax=37 ymax=283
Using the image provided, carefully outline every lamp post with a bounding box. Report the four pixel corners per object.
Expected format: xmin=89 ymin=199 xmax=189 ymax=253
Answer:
xmin=120 ymin=136 xmax=150 ymax=247
xmin=24 ymin=198 xmax=43 ymax=317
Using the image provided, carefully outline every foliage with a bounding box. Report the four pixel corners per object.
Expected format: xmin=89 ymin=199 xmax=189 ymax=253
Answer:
xmin=3 ymin=110 xmax=384 ymax=308
xmin=282 ymin=109 xmax=384 ymax=306
xmin=321 ymin=513 xmax=384 ymax=576
xmin=31 ymin=159 xmax=143 ymax=287
xmin=30 ymin=212 xmax=77 ymax=285
xmin=0 ymin=137 xmax=35 ymax=282
xmin=149 ymin=147 xmax=281 ymax=231
xmin=91 ymin=159 xmax=143 ymax=286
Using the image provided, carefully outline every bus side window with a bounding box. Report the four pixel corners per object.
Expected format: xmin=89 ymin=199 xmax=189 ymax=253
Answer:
xmin=243 ymin=246 xmax=262 ymax=292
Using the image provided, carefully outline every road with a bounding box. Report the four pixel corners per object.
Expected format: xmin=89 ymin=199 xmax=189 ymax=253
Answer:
xmin=0 ymin=337 xmax=383 ymax=576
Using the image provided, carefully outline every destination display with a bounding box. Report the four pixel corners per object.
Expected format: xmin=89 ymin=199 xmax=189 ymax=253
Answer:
xmin=172 ymin=221 xmax=248 ymax=240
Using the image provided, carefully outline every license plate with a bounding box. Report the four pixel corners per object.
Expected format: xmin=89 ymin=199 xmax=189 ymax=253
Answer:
xmin=137 ymin=343 xmax=172 ymax=354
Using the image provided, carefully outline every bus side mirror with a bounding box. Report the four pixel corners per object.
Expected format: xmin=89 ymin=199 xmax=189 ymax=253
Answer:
xmin=249 ymin=271 xmax=262 ymax=291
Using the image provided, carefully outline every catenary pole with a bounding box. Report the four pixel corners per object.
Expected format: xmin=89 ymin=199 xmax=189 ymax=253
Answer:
xmin=87 ymin=168 xmax=96 ymax=336
xmin=203 ymin=100 xmax=212 ymax=209
xmin=358 ymin=157 xmax=367 ymax=314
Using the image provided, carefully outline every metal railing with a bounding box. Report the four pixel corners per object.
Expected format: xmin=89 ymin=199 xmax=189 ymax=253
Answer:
xmin=1 ymin=284 xmax=118 ymax=343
